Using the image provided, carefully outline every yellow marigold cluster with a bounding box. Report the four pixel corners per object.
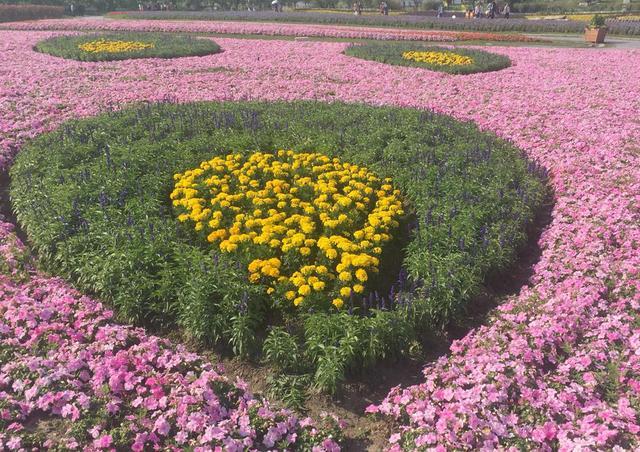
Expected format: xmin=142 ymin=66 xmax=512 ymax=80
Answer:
xmin=402 ymin=50 xmax=473 ymax=66
xmin=171 ymin=151 xmax=404 ymax=310
xmin=78 ymin=39 xmax=155 ymax=53
xmin=616 ymin=15 xmax=640 ymax=21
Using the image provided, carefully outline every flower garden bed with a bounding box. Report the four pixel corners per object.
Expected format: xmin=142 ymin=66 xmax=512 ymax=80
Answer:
xmin=344 ymin=43 xmax=511 ymax=74
xmin=34 ymin=32 xmax=221 ymax=62
xmin=1 ymin=28 xmax=639 ymax=450
xmin=0 ymin=17 xmax=543 ymax=43
xmin=10 ymin=101 xmax=545 ymax=396
xmin=110 ymin=10 xmax=640 ymax=36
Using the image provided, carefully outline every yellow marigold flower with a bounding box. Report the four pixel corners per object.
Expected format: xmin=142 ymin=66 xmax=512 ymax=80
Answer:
xmin=338 ymin=271 xmax=352 ymax=282
xmin=353 ymin=284 xmax=364 ymax=293
xmin=332 ymin=298 xmax=344 ymax=309
xmin=340 ymin=287 xmax=352 ymax=297
xmin=294 ymin=297 xmax=304 ymax=306
xmin=285 ymin=290 xmax=296 ymax=300
xmin=299 ymin=285 xmax=311 ymax=296
xmin=248 ymin=259 xmax=262 ymax=273
xmin=312 ymin=281 xmax=325 ymax=291
xmin=355 ymin=269 xmax=368 ymax=282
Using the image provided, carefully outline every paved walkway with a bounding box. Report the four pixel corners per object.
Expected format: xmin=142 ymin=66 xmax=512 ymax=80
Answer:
xmin=528 ymin=32 xmax=640 ymax=48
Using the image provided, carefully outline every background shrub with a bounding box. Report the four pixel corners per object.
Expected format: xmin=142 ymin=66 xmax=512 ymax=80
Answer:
xmin=344 ymin=43 xmax=511 ymax=74
xmin=0 ymin=4 xmax=64 ymax=22
xmin=11 ymin=101 xmax=546 ymax=393
xmin=34 ymin=32 xmax=221 ymax=61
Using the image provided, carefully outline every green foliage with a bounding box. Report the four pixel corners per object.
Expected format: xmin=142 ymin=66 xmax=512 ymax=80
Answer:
xmin=10 ymin=101 xmax=546 ymax=393
xmin=344 ymin=43 xmax=511 ymax=75
xmin=0 ymin=4 xmax=63 ymax=22
xmin=304 ymin=310 xmax=414 ymax=393
xmin=589 ymin=14 xmax=606 ymax=28
xmin=34 ymin=32 xmax=221 ymax=62
xmin=263 ymin=327 xmax=304 ymax=372
xmin=265 ymin=373 xmax=312 ymax=412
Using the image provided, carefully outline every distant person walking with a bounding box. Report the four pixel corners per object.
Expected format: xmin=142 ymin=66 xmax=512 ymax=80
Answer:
xmin=474 ymin=3 xmax=482 ymax=18
xmin=437 ymin=4 xmax=443 ymax=18
xmin=487 ymin=0 xmax=496 ymax=18
xmin=502 ymin=2 xmax=510 ymax=18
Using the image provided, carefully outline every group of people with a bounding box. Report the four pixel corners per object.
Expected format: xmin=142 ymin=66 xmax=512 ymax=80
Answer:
xmin=467 ymin=1 xmax=510 ymax=19
xmin=351 ymin=1 xmax=387 ymax=15
xmin=271 ymin=0 xmax=284 ymax=12
xmin=137 ymin=2 xmax=174 ymax=11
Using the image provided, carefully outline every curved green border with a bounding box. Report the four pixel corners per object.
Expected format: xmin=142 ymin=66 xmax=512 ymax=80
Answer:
xmin=34 ymin=32 xmax=221 ymax=61
xmin=344 ymin=44 xmax=511 ymax=74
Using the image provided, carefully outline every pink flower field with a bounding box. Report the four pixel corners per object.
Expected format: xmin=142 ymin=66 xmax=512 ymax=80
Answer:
xmin=1 ymin=22 xmax=639 ymax=450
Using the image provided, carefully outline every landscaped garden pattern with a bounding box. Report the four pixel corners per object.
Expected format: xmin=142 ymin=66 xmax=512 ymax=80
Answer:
xmin=35 ymin=32 xmax=221 ymax=61
xmin=10 ymin=100 xmax=542 ymax=396
xmin=0 ymin=27 xmax=639 ymax=450
xmin=345 ymin=43 xmax=511 ymax=74
xmin=0 ymin=17 xmax=542 ymax=43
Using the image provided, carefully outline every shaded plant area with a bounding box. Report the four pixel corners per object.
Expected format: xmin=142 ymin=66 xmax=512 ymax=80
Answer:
xmin=344 ymin=43 xmax=511 ymax=74
xmin=10 ymin=101 xmax=547 ymax=394
xmin=34 ymin=32 xmax=221 ymax=61
xmin=0 ymin=4 xmax=64 ymax=22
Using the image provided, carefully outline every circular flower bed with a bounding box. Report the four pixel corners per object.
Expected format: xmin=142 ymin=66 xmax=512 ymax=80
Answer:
xmin=10 ymin=101 xmax=545 ymax=393
xmin=344 ymin=43 xmax=511 ymax=74
xmin=172 ymin=151 xmax=404 ymax=310
xmin=34 ymin=32 xmax=221 ymax=61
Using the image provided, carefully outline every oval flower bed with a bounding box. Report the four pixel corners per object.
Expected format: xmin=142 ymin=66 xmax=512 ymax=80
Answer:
xmin=10 ymin=101 xmax=545 ymax=396
xmin=34 ymin=32 xmax=221 ymax=61
xmin=344 ymin=43 xmax=511 ymax=74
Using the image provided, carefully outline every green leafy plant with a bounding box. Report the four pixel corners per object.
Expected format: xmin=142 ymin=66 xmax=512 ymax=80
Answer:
xmin=344 ymin=43 xmax=511 ymax=75
xmin=589 ymin=14 xmax=607 ymax=29
xmin=263 ymin=327 xmax=304 ymax=373
xmin=265 ymin=373 xmax=312 ymax=412
xmin=34 ymin=32 xmax=221 ymax=62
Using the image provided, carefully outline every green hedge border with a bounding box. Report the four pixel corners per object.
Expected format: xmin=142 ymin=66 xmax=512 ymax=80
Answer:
xmin=344 ymin=43 xmax=511 ymax=74
xmin=11 ymin=101 xmax=545 ymax=392
xmin=34 ymin=32 xmax=221 ymax=62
